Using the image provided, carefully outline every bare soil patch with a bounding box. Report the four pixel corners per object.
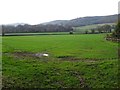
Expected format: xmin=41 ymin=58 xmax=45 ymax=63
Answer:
xmin=4 ymin=52 xmax=49 ymax=59
xmin=57 ymin=56 xmax=97 ymax=63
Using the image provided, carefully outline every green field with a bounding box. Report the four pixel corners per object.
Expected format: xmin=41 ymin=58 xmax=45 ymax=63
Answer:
xmin=73 ymin=23 xmax=115 ymax=33
xmin=2 ymin=34 xmax=119 ymax=88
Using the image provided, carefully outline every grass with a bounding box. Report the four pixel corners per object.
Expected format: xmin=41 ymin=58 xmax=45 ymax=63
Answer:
xmin=3 ymin=34 xmax=118 ymax=59
xmin=2 ymin=34 xmax=119 ymax=88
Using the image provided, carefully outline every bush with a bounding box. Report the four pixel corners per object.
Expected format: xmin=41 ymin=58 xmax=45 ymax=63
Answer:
xmin=69 ymin=31 xmax=73 ymax=34
xmin=85 ymin=30 xmax=88 ymax=34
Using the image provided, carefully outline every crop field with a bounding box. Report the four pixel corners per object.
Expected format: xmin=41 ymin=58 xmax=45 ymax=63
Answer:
xmin=2 ymin=34 xmax=119 ymax=88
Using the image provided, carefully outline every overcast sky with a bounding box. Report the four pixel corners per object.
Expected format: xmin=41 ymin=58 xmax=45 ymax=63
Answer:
xmin=0 ymin=0 xmax=119 ymax=25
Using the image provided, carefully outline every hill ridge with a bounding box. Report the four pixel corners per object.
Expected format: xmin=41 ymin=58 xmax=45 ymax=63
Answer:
xmin=41 ymin=14 xmax=118 ymax=27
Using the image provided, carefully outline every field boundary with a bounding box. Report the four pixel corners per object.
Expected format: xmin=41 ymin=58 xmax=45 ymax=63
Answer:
xmin=105 ymin=37 xmax=120 ymax=42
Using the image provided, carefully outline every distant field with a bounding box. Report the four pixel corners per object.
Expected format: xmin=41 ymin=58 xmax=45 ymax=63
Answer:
xmin=2 ymin=34 xmax=119 ymax=88
xmin=4 ymin=32 xmax=70 ymax=36
xmin=73 ymin=23 xmax=115 ymax=33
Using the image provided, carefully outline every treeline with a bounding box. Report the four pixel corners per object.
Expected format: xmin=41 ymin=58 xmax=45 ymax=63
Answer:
xmin=2 ymin=24 xmax=73 ymax=34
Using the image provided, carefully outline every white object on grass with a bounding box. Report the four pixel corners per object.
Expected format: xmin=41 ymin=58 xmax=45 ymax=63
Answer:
xmin=43 ymin=54 xmax=49 ymax=57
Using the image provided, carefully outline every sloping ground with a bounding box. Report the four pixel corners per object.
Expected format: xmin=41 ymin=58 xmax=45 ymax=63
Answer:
xmin=2 ymin=34 xmax=119 ymax=88
xmin=73 ymin=23 xmax=115 ymax=33
xmin=2 ymin=34 xmax=118 ymax=59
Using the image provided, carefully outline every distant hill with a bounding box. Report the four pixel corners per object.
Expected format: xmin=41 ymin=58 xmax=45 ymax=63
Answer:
xmin=42 ymin=20 xmax=69 ymax=26
xmin=2 ymin=14 xmax=118 ymax=34
xmin=41 ymin=14 xmax=118 ymax=27
xmin=4 ymin=23 xmax=26 ymax=27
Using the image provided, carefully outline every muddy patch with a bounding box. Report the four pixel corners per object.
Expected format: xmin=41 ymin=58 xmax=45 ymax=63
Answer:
xmin=4 ymin=52 xmax=49 ymax=59
xmin=57 ymin=56 xmax=80 ymax=62
xmin=57 ymin=55 xmax=117 ymax=62
xmin=57 ymin=56 xmax=97 ymax=62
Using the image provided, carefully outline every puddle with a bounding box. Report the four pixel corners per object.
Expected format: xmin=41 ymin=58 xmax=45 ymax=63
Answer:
xmin=35 ymin=53 xmax=49 ymax=57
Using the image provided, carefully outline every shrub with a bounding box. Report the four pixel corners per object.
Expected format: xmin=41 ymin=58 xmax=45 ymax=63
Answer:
xmin=69 ymin=31 xmax=73 ymax=34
